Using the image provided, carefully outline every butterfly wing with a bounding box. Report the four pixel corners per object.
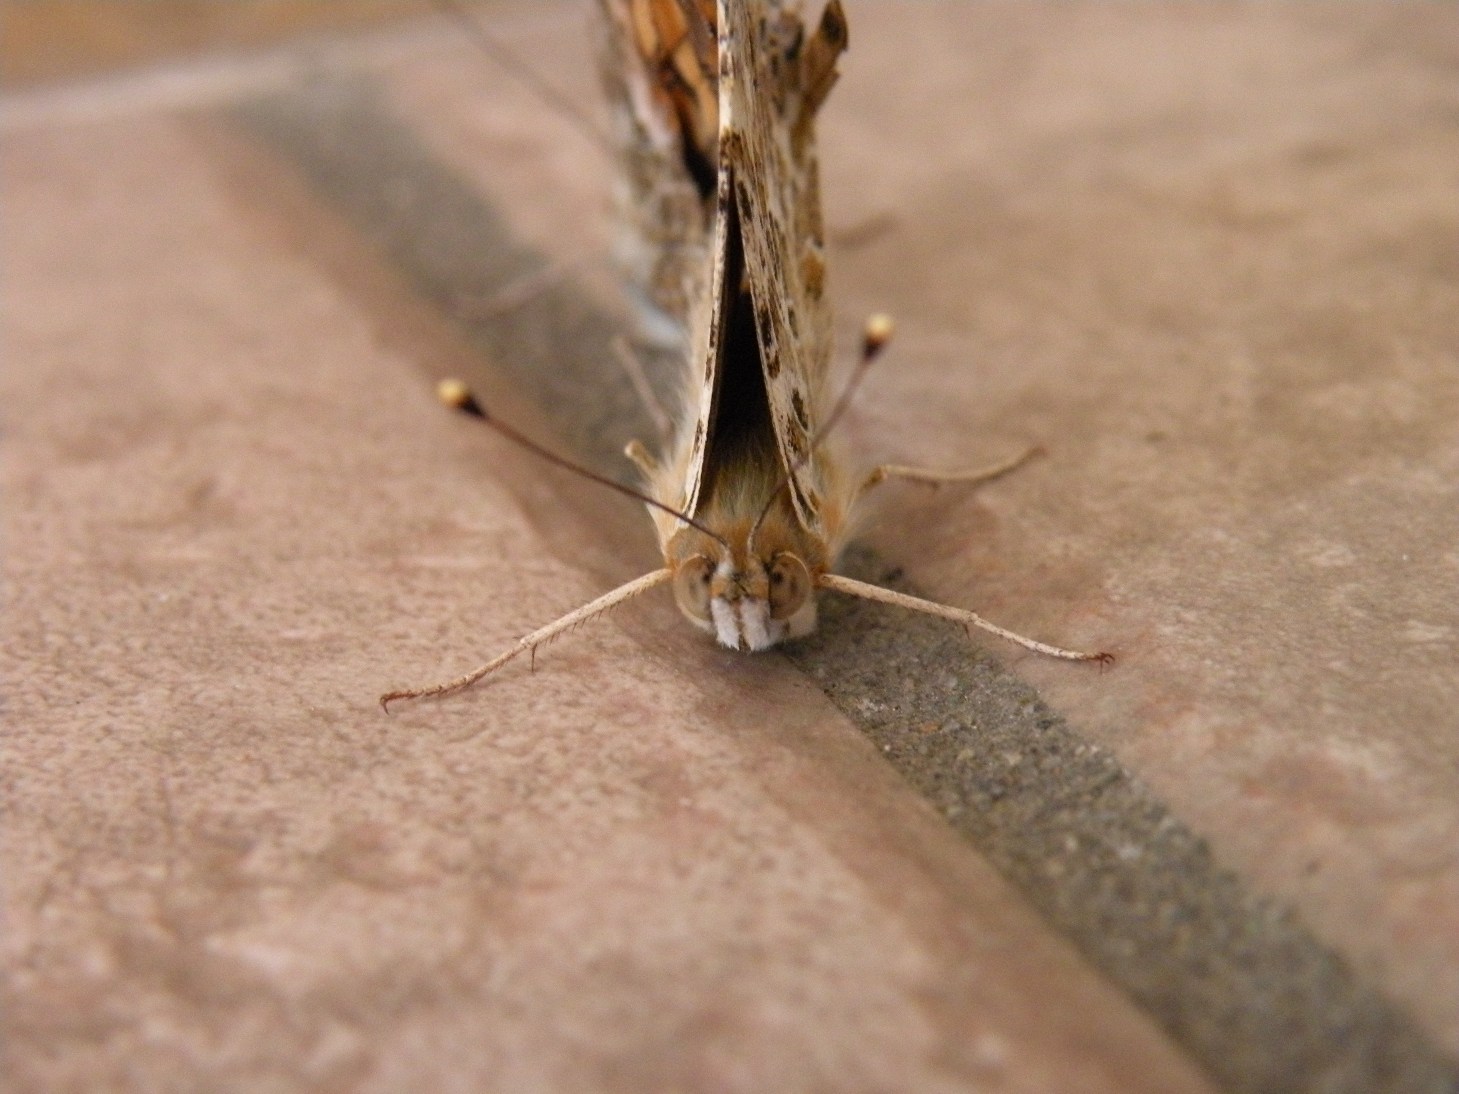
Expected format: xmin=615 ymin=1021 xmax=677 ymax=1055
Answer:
xmin=596 ymin=0 xmax=719 ymax=338
xmin=600 ymin=1 xmax=847 ymax=535
xmin=717 ymin=0 xmax=847 ymax=535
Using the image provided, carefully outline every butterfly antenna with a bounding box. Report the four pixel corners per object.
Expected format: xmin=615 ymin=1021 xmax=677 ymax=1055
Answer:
xmin=427 ymin=0 xmax=614 ymax=157
xmin=436 ymin=380 xmax=730 ymax=548
xmin=748 ymin=313 xmax=893 ymax=545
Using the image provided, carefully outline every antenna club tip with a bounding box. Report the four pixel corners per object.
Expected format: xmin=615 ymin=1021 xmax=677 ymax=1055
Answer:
xmin=437 ymin=377 xmax=485 ymax=418
xmin=862 ymin=313 xmax=894 ymax=355
xmin=436 ymin=377 xmax=469 ymax=406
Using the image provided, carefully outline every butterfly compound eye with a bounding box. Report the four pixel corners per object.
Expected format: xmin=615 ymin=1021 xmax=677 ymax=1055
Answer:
xmin=672 ymin=556 xmax=715 ymax=622
xmin=767 ymin=554 xmax=811 ymax=621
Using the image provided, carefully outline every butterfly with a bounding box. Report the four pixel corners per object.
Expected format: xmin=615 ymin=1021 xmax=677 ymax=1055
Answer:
xmin=381 ymin=0 xmax=1108 ymax=709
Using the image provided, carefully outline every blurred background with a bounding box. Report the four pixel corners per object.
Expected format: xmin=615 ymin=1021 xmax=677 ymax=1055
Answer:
xmin=4 ymin=0 xmax=427 ymax=87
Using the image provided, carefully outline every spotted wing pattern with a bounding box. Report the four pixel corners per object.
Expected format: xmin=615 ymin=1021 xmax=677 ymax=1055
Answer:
xmin=717 ymin=0 xmax=846 ymax=533
xmin=599 ymin=1 xmax=846 ymax=530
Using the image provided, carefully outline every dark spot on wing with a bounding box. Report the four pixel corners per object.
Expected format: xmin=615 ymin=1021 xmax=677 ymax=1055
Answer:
xmin=783 ymin=21 xmax=805 ymax=61
xmin=818 ymin=2 xmax=848 ymax=52
xmin=735 ymin=176 xmax=754 ymax=221
xmin=756 ymin=303 xmax=782 ymax=379
xmin=787 ymin=424 xmax=807 ymax=461
xmin=791 ymin=389 xmax=810 ymax=430
xmin=719 ymin=127 xmax=741 ymax=165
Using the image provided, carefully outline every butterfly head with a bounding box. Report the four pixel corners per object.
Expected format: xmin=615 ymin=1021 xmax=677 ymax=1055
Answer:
xmin=668 ymin=521 xmax=820 ymax=652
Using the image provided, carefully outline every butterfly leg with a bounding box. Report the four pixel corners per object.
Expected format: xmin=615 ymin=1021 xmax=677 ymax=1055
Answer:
xmin=818 ymin=573 xmax=1111 ymax=664
xmin=624 ymin=438 xmax=658 ymax=477
xmin=829 ymin=210 xmax=899 ymax=250
xmin=380 ymin=569 xmax=672 ymax=710
xmin=611 ymin=336 xmax=673 ymax=440
xmin=446 ymin=260 xmax=571 ymax=321
xmin=856 ymin=445 xmax=1043 ymax=503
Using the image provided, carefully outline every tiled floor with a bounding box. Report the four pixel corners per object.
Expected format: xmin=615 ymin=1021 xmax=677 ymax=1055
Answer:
xmin=5 ymin=4 xmax=1457 ymax=1090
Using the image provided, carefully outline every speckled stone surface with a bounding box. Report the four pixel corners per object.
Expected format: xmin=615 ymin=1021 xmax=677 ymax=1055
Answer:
xmin=5 ymin=5 xmax=1457 ymax=1091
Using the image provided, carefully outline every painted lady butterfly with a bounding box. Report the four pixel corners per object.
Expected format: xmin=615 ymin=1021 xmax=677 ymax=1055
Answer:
xmin=382 ymin=0 xmax=1107 ymax=708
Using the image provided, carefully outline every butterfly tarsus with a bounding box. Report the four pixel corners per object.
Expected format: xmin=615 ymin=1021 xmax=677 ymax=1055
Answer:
xmin=427 ymin=0 xmax=612 ymax=155
xmin=829 ymin=209 xmax=899 ymax=250
xmin=624 ymin=438 xmax=659 ymax=477
xmin=612 ymin=335 xmax=673 ymax=440
xmin=452 ymin=261 xmax=570 ymax=320
xmin=857 ymin=444 xmax=1044 ymax=501
xmin=817 ymin=572 xmax=1110 ymax=664
xmin=379 ymin=569 xmax=672 ymax=711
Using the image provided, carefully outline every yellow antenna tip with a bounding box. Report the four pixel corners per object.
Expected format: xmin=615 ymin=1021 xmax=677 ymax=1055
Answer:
xmin=863 ymin=313 xmax=894 ymax=353
xmin=437 ymin=377 xmax=471 ymax=408
xmin=436 ymin=377 xmax=486 ymax=418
